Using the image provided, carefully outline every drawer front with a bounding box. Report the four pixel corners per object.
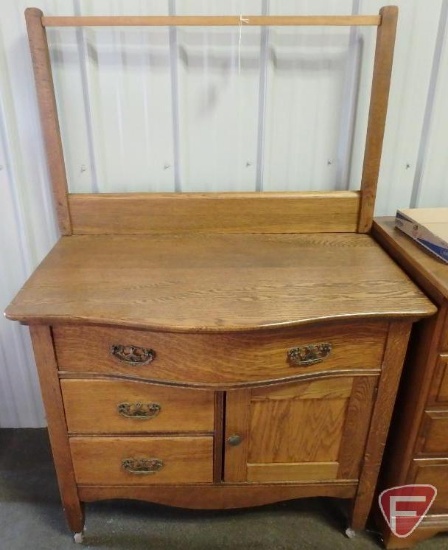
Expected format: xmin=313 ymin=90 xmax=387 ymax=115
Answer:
xmin=434 ymin=355 xmax=448 ymax=403
xmin=411 ymin=459 xmax=448 ymax=514
xmin=70 ymin=436 xmax=213 ymax=484
xmin=61 ymin=380 xmax=215 ymax=434
xmin=419 ymin=410 xmax=448 ymax=454
xmin=53 ymin=321 xmax=387 ymax=385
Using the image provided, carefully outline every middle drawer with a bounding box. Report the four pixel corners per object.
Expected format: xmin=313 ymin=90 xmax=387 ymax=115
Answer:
xmin=61 ymin=379 xmax=215 ymax=434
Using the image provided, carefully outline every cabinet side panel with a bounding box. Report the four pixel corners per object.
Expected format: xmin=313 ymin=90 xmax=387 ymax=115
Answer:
xmin=381 ymin=309 xmax=445 ymax=489
xmin=29 ymin=324 xmax=83 ymax=532
xmin=337 ymin=376 xmax=378 ymax=479
xmin=351 ymin=320 xmax=412 ymax=530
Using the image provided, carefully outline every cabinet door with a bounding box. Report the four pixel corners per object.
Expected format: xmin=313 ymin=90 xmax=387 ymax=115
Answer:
xmin=224 ymin=376 xmax=377 ymax=483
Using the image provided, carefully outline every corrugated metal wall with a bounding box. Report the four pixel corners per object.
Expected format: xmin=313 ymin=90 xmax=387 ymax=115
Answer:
xmin=1 ymin=0 xmax=447 ymax=427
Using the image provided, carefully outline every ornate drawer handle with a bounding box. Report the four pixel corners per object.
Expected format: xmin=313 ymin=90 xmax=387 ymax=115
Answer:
xmin=110 ymin=344 xmax=155 ymax=365
xmin=287 ymin=343 xmax=332 ymax=367
xmin=117 ymin=402 xmax=161 ymax=419
xmin=122 ymin=458 xmax=164 ymax=475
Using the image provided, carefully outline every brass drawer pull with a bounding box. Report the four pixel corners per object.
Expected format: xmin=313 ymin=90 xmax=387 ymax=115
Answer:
xmin=122 ymin=457 xmax=164 ymax=475
xmin=110 ymin=344 xmax=155 ymax=365
xmin=287 ymin=343 xmax=332 ymax=366
xmin=117 ymin=402 xmax=161 ymax=419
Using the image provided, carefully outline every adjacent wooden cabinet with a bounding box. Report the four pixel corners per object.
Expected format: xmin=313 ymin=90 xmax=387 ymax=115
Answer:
xmin=373 ymin=218 xmax=448 ymax=548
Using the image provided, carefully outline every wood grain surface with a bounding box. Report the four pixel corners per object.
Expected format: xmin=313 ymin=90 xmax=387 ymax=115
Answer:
xmin=358 ymin=7 xmax=398 ymax=233
xmin=373 ymin=219 xmax=448 ymax=547
xmin=419 ymin=411 xmax=448 ymax=454
xmin=433 ymin=354 xmax=448 ymax=403
xmin=5 ymin=233 xmax=435 ymax=331
xmin=42 ymin=15 xmax=381 ymax=28
xmin=337 ymin=377 xmax=377 ymax=479
xmin=375 ymin=302 xmax=447 ymax=490
xmin=224 ymin=375 xmax=375 ymax=485
xmin=224 ymin=390 xmax=251 ymax=482
xmin=439 ymin=314 xmax=448 ymax=350
xmin=351 ymin=320 xmax=412 ymax=530
xmin=77 ymin=481 xmax=358 ymax=508
xmin=25 ymin=8 xmax=72 ymax=235
xmin=373 ymin=217 xmax=448 ymax=303
xmin=53 ymin=321 xmax=386 ymax=385
xmin=70 ymin=436 xmax=214 ymax=485
xmin=29 ymin=325 xmax=84 ymax=532
xmin=61 ymin=379 xmax=215 ymax=434
xmin=69 ymin=192 xmax=360 ymax=235
xmin=246 ymin=462 xmax=339 ymax=483
xmin=410 ymin=459 xmax=448 ymax=514
xmin=248 ymin=378 xmax=352 ymax=464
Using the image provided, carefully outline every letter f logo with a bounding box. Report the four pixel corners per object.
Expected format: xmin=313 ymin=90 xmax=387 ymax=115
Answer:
xmin=379 ymin=485 xmax=437 ymax=538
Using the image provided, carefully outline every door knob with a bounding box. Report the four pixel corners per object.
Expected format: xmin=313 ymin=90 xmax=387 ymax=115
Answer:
xmin=227 ymin=434 xmax=242 ymax=446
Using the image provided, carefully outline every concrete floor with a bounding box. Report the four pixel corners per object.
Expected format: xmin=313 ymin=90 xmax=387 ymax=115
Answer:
xmin=1 ymin=429 xmax=447 ymax=550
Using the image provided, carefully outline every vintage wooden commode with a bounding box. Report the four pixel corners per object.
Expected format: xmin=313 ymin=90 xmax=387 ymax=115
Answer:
xmin=5 ymin=6 xmax=436 ymax=543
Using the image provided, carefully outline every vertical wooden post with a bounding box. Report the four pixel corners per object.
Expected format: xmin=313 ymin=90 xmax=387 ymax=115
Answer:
xmin=25 ymin=8 xmax=72 ymax=235
xmin=350 ymin=320 xmax=412 ymax=530
xmin=29 ymin=325 xmax=84 ymax=533
xmin=358 ymin=6 xmax=398 ymax=233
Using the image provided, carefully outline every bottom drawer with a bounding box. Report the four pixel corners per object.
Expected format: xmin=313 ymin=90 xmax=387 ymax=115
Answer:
xmin=70 ymin=436 xmax=214 ymax=485
xmin=411 ymin=459 xmax=448 ymax=513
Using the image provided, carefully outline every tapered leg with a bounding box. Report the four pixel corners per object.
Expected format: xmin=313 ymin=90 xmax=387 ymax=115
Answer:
xmin=30 ymin=325 xmax=85 ymax=534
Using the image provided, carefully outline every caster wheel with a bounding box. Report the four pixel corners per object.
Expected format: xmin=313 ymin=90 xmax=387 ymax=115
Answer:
xmin=74 ymin=531 xmax=84 ymax=544
xmin=345 ymin=527 xmax=356 ymax=539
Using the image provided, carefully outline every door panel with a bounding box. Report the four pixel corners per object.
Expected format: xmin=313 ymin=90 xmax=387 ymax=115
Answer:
xmin=249 ymin=397 xmax=348 ymax=463
xmin=247 ymin=462 xmax=339 ymax=483
xmin=224 ymin=375 xmax=377 ymax=483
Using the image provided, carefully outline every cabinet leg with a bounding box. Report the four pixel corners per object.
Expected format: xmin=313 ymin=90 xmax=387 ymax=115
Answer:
xmin=350 ymin=322 xmax=413 ymax=531
xmin=29 ymin=326 xmax=85 ymax=536
xmin=64 ymin=500 xmax=85 ymax=534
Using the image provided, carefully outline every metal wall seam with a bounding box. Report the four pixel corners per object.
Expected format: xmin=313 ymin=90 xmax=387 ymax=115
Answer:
xmin=411 ymin=0 xmax=448 ymax=207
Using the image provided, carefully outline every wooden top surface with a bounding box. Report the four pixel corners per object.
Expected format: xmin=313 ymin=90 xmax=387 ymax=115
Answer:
xmin=5 ymin=232 xmax=435 ymax=332
xmin=373 ymin=217 xmax=448 ymax=303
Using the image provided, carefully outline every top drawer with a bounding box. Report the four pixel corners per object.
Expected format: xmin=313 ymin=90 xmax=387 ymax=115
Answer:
xmin=53 ymin=321 xmax=388 ymax=386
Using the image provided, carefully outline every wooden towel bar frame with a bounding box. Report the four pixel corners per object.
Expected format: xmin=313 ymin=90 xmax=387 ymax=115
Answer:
xmin=25 ymin=6 xmax=398 ymax=236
